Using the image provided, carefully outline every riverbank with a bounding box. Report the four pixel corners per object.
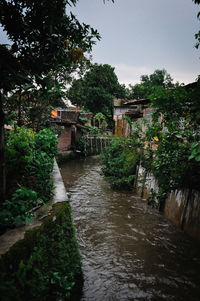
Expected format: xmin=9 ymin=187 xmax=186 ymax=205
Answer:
xmin=0 ymin=160 xmax=83 ymax=300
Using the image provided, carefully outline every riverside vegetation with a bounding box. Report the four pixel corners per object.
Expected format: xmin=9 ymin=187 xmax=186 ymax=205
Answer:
xmin=0 ymin=127 xmax=57 ymax=234
xmin=0 ymin=127 xmax=83 ymax=300
xmin=100 ymin=81 xmax=200 ymax=209
xmin=0 ymin=202 xmax=82 ymax=301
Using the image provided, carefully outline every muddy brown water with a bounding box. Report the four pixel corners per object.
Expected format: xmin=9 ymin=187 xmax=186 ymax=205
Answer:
xmin=60 ymin=156 xmax=200 ymax=301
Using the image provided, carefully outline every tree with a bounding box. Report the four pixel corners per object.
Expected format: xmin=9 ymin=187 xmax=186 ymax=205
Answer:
xmin=0 ymin=0 xmax=100 ymax=201
xmin=0 ymin=45 xmax=25 ymax=201
xmin=126 ymin=69 xmax=174 ymax=100
xmin=193 ymin=0 xmax=200 ymax=48
xmin=68 ymin=63 xmax=126 ymax=127
xmin=0 ymin=1 xmax=99 ymax=73
xmin=94 ymin=112 xmax=106 ymax=128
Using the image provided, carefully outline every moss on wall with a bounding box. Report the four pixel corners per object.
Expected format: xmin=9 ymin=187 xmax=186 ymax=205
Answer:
xmin=0 ymin=202 xmax=83 ymax=300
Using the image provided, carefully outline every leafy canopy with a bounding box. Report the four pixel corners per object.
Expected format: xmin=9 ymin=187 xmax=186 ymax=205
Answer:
xmin=126 ymin=69 xmax=174 ymax=100
xmin=192 ymin=0 xmax=200 ymax=48
xmin=68 ymin=63 xmax=126 ymax=127
xmin=0 ymin=0 xmax=100 ymax=75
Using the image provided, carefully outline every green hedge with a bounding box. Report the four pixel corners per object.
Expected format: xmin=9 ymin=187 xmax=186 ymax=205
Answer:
xmin=0 ymin=202 xmax=83 ymax=301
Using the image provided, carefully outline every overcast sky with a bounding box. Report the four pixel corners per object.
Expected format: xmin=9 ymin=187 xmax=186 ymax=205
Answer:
xmin=1 ymin=0 xmax=199 ymax=86
xmin=69 ymin=0 xmax=200 ymax=86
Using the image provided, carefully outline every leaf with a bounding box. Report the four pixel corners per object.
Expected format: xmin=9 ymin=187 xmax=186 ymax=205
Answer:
xmin=196 ymin=155 xmax=200 ymax=162
xmin=189 ymin=154 xmax=195 ymax=160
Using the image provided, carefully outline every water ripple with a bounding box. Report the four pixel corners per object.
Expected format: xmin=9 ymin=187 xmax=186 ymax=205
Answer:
xmin=60 ymin=156 xmax=200 ymax=301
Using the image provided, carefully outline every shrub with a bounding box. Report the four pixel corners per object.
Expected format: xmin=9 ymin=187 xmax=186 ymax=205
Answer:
xmin=0 ymin=127 xmax=58 ymax=234
xmin=6 ymin=127 xmax=35 ymax=182
xmin=0 ymin=187 xmax=38 ymax=233
xmin=76 ymin=136 xmax=89 ymax=155
xmin=101 ymin=137 xmax=139 ymax=190
xmin=24 ymin=150 xmax=54 ymax=203
xmin=35 ymin=128 xmax=57 ymax=159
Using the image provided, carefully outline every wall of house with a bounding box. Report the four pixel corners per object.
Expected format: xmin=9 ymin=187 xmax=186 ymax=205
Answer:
xmin=114 ymin=117 xmax=126 ymax=136
xmin=135 ymin=165 xmax=200 ymax=240
xmin=57 ymin=126 xmax=72 ymax=152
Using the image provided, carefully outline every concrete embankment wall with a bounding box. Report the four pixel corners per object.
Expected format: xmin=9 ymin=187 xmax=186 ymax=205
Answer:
xmin=135 ymin=165 xmax=200 ymax=240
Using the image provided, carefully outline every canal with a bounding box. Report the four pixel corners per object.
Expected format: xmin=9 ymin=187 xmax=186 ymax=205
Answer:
xmin=60 ymin=156 xmax=200 ymax=301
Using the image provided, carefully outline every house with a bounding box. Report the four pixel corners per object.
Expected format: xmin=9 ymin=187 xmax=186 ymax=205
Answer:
xmin=51 ymin=107 xmax=93 ymax=153
xmin=113 ymin=98 xmax=152 ymax=137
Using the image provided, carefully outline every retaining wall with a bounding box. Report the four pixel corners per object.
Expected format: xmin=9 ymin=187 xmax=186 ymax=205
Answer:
xmin=135 ymin=164 xmax=200 ymax=240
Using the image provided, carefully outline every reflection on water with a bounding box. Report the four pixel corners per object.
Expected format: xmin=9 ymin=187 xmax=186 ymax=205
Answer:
xmin=60 ymin=156 xmax=200 ymax=301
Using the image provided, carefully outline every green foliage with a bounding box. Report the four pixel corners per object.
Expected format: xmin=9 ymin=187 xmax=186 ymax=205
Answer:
xmin=0 ymin=1 xmax=99 ymax=75
xmin=101 ymin=137 xmax=140 ymax=190
xmin=68 ymin=63 xmax=126 ymax=128
xmin=0 ymin=127 xmax=57 ymax=233
xmin=78 ymin=115 xmax=90 ymax=124
xmin=0 ymin=45 xmax=25 ymax=93
xmin=0 ymin=0 xmax=101 ymax=132
xmin=192 ymin=0 xmax=200 ymax=48
xmin=0 ymin=187 xmax=38 ymax=232
xmin=95 ymin=112 xmax=106 ymax=121
xmin=6 ymin=127 xmax=35 ymax=183
xmin=95 ymin=112 xmax=106 ymax=129
xmin=104 ymin=78 xmax=200 ymax=207
xmin=88 ymin=125 xmax=99 ymax=135
xmin=189 ymin=142 xmax=200 ymax=161
xmin=24 ymin=150 xmax=54 ymax=203
xmin=0 ymin=0 xmax=101 ymax=203
xmin=76 ymin=136 xmax=89 ymax=155
xmin=126 ymin=69 xmax=174 ymax=100
xmin=35 ymin=129 xmax=57 ymax=159
xmin=0 ymin=202 xmax=83 ymax=300
xmin=139 ymin=81 xmax=200 ymax=207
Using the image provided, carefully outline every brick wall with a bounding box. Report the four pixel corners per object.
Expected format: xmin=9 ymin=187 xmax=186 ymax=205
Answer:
xmin=57 ymin=126 xmax=72 ymax=152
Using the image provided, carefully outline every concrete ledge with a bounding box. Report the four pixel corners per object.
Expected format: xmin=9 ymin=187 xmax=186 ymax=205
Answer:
xmin=52 ymin=158 xmax=68 ymax=204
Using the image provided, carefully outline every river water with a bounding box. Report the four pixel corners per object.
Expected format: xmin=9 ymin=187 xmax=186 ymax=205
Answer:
xmin=60 ymin=156 xmax=200 ymax=301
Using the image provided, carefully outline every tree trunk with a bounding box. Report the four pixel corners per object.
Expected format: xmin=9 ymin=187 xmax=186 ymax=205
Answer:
xmin=0 ymin=91 xmax=6 ymax=202
xmin=17 ymin=85 xmax=22 ymax=126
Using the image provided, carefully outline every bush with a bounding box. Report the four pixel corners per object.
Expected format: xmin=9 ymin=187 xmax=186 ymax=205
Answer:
xmin=0 ymin=187 xmax=38 ymax=232
xmin=35 ymin=128 xmax=57 ymax=159
xmin=88 ymin=125 xmax=99 ymax=135
xmin=0 ymin=127 xmax=58 ymax=234
xmin=6 ymin=127 xmax=35 ymax=182
xmin=76 ymin=136 xmax=88 ymax=155
xmin=101 ymin=137 xmax=139 ymax=190
xmin=24 ymin=150 xmax=54 ymax=202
